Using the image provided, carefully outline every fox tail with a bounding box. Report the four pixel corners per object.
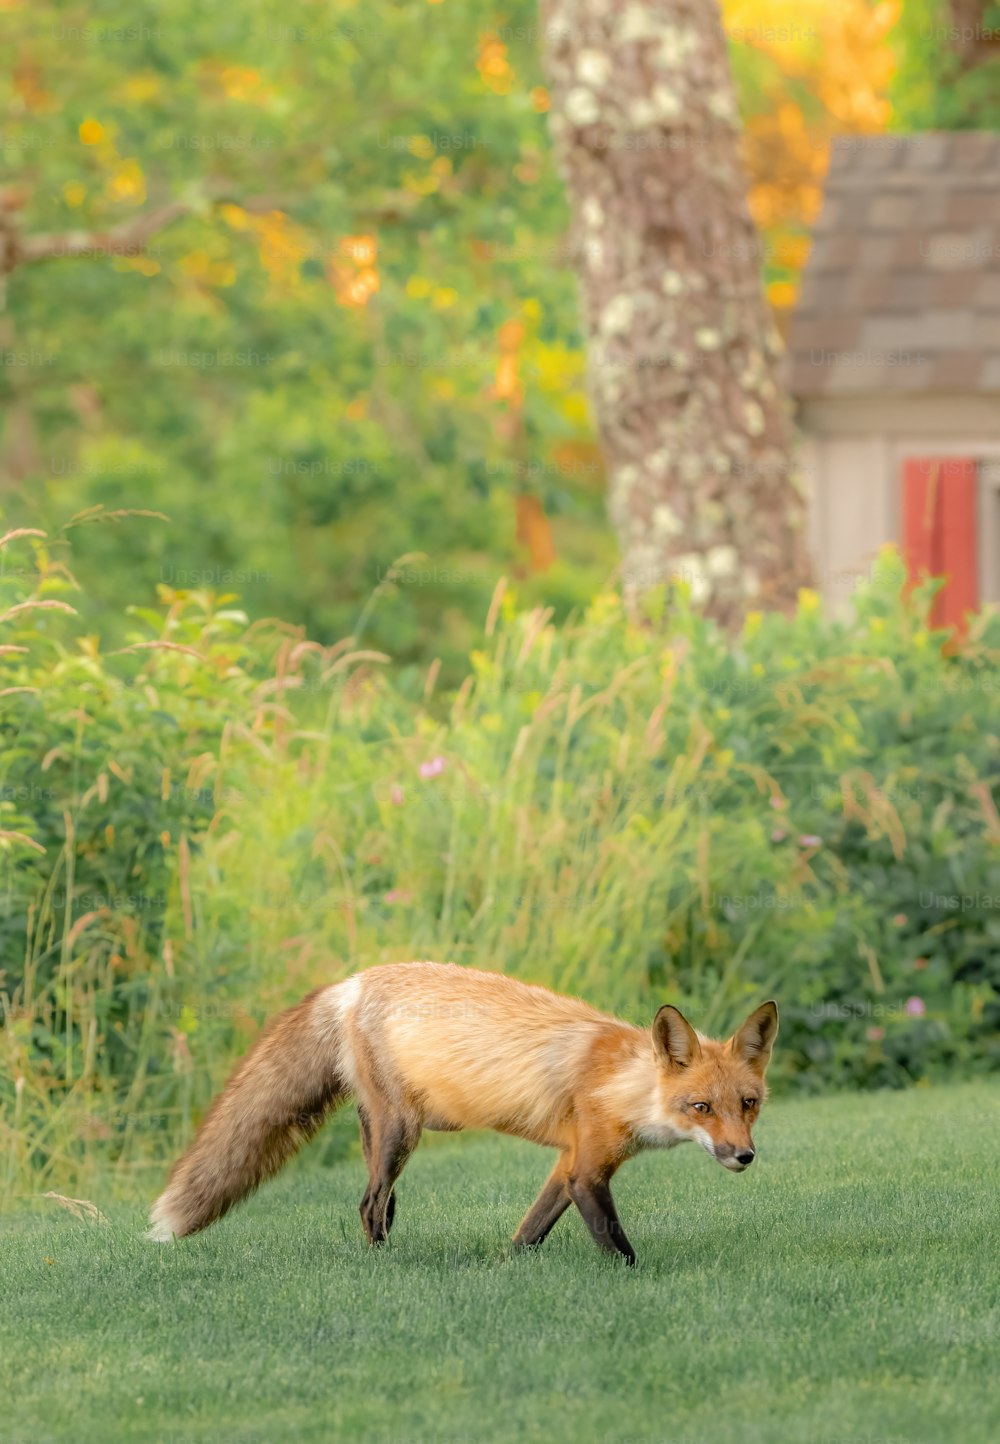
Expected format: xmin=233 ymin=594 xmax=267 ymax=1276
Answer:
xmin=147 ymin=986 xmax=349 ymax=1241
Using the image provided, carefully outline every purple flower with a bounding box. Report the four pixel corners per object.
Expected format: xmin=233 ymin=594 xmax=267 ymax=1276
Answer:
xmin=905 ymin=996 xmax=925 ymax=1017
xmin=770 ymin=828 xmax=787 ymax=843
xmin=419 ymin=755 xmax=446 ymax=779
xmin=385 ymin=889 xmax=412 ymax=906
xmin=798 ymin=834 xmax=822 ymax=848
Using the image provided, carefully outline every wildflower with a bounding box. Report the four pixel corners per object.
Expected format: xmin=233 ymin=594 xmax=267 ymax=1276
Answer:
xmin=905 ymin=996 xmax=925 ymax=1016
xmin=770 ymin=829 xmax=787 ymax=843
xmin=419 ymin=756 xmax=446 ymax=779
xmin=385 ymin=890 xmax=412 ymax=906
xmin=866 ymin=1026 xmax=885 ymax=1042
xmin=798 ymin=834 xmax=822 ymax=848
xmin=390 ymin=785 xmax=405 ymax=806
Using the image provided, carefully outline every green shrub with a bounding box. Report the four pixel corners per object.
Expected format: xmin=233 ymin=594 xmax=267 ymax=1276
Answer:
xmin=189 ymin=555 xmax=1000 ymax=1105
xmin=2 ymin=529 xmax=999 ymax=1198
xmin=0 ymin=523 xmax=271 ymax=1190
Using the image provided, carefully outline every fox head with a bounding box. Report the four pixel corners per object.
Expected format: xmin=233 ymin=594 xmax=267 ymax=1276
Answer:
xmin=651 ymin=1001 xmax=778 ymax=1171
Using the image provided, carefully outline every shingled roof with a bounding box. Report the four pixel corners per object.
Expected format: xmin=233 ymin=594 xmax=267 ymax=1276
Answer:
xmin=788 ymin=132 xmax=1000 ymax=397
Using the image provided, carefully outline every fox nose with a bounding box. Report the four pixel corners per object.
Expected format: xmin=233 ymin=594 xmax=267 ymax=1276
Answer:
xmin=735 ymin=1150 xmax=755 ymax=1167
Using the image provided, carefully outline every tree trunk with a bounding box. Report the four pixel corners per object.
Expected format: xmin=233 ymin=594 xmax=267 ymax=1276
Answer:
xmin=540 ymin=0 xmax=812 ymax=622
xmin=947 ymin=0 xmax=997 ymax=71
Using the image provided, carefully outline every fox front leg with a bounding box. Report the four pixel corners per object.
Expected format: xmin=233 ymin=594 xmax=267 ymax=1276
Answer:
xmin=568 ymin=1174 xmax=637 ymax=1266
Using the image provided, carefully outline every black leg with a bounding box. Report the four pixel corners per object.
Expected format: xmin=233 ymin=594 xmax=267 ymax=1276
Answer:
xmin=568 ymin=1175 xmax=636 ymax=1266
xmin=512 ymin=1161 xmax=571 ymax=1250
xmin=357 ymin=1107 xmax=396 ymax=1236
xmin=359 ymin=1114 xmax=419 ymax=1245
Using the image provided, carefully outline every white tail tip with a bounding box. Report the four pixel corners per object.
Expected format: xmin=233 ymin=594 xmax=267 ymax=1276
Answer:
xmin=145 ymin=1196 xmax=179 ymax=1243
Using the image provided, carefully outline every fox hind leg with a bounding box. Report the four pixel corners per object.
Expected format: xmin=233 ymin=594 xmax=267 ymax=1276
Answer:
xmin=358 ymin=1106 xmax=399 ymax=1237
xmin=358 ymin=1109 xmax=419 ymax=1245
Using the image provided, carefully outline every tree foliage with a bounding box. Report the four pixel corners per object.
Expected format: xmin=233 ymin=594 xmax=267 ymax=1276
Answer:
xmin=891 ymin=0 xmax=1000 ymax=128
xmin=2 ymin=0 xmax=899 ymax=669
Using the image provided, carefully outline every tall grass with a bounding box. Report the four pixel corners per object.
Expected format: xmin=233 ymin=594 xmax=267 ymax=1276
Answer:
xmin=2 ymin=526 xmax=1000 ymax=1201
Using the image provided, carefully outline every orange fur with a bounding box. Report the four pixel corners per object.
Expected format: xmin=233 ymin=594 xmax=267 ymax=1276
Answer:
xmin=149 ymin=962 xmax=777 ymax=1264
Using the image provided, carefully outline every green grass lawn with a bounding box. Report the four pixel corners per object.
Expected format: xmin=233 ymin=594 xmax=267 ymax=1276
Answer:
xmin=3 ymin=1082 xmax=999 ymax=1444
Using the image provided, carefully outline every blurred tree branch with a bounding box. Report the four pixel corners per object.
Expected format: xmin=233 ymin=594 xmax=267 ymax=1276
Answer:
xmin=16 ymin=200 xmax=193 ymax=267
xmin=0 ymin=186 xmax=290 ymax=293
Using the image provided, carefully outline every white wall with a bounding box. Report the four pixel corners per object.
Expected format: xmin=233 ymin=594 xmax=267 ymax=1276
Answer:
xmin=797 ymin=394 xmax=1000 ymax=613
xmin=802 ymin=433 xmax=892 ymax=611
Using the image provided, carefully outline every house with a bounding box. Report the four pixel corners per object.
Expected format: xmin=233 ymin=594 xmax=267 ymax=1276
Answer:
xmin=788 ymin=132 xmax=1000 ymax=626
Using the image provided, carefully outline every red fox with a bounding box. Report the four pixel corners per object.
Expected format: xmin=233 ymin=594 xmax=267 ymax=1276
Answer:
xmin=149 ymin=962 xmax=777 ymax=1265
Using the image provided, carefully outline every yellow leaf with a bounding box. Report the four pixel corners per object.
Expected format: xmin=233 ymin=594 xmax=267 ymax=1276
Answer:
xmin=219 ymin=203 xmax=251 ymax=231
xmin=216 ymin=64 xmax=271 ymax=104
xmin=341 ymin=234 xmax=377 ymax=266
xmin=561 ymin=393 xmax=590 ymax=427
xmin=106 ymin=158 xmax=146 ymax=205
xmin=403 ymin=169 xmax=439 ymax=196
xmin=477 ymin=35 xmax=514 ymax=93
xmin=122 ymin=73 xmax=162 ymax=103
xmin=113 ymin=255 xmax=160 ymax=277
xmin=767 ymin=280 xmax=798 ymax=309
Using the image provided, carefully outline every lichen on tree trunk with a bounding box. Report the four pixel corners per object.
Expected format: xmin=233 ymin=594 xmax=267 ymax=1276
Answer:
xmin=540 ymin=0 xmax=812 ymax=622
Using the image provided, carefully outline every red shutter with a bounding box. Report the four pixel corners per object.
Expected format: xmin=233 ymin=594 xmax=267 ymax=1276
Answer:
xmin=901 ymin=458 xmax=978 ymax=631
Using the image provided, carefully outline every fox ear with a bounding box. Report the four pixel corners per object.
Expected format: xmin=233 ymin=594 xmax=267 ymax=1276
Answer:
xmin=730 ymin=1001 xmax=779 ymax=1075
xmin=652 ymin=1005 xmax=701 ymax=1069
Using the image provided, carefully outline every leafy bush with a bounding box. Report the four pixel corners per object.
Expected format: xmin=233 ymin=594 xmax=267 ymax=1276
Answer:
xmin=190 ymin=554 xmax=1000 ymax=1101
xmin=0 ymin=524 xmax=272 ymax=1189
xmin=2 ymin=529 xmax=999 ymax=1197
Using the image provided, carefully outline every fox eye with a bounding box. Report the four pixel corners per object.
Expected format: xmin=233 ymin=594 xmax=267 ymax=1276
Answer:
xmin=742 ymin=1097 xmax=759 ymax=1110
xmin=691 ymin=1102 xmax=711 ymax=1114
